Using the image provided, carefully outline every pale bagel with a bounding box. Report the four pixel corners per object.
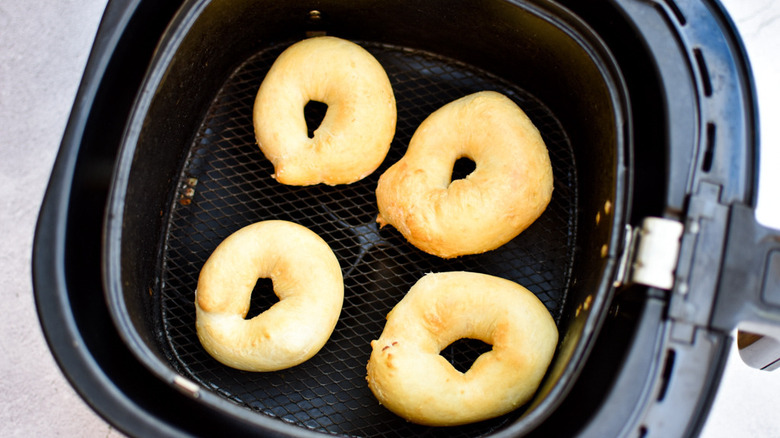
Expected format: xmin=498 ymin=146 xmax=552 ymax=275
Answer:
xmin=253 ymin=36 xmax=396 ymax=186
xmin=366 ymin=271 xmax=558 ymax=426
xmin=375 ymin=91 xmax=553 ymax=258
xmin=195 ymin=220 xmax=343 ymax=371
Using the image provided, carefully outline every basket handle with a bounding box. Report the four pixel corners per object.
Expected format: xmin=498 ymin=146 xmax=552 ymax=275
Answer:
xmin=712 ymin=203 xmax=780 ymax=370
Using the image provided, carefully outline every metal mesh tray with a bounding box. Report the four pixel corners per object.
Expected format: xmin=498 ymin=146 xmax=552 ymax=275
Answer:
xmin=156 ymin=41 xmax=577 ymax=437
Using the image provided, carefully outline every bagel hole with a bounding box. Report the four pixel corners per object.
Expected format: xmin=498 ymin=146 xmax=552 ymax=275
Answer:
xmin=450 ymin=157 xmax=477 ymax=183
xmin=245 ymin=278 xmax=278 ymax=319
xmin=440 ymin=338 xmax=492 ymax=373
xmin=304 ymin=100 xmax=328 ymax=138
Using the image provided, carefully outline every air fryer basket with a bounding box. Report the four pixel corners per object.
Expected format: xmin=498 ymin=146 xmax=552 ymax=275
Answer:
xmin=156 ymin=43 xmax=573 ymax=436
xmin=103 ymin=0 xmax=628 ymax=436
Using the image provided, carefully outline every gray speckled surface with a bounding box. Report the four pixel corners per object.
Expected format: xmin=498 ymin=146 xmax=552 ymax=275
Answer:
xmin=0 ymin=1 xmax=123 ymax=436
xmin=0 ymin=0 xmax=777 ymax=436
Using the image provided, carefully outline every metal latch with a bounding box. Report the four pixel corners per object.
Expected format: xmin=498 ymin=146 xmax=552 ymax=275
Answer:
xmin=615 ymin=217 xmax=684 ymax=290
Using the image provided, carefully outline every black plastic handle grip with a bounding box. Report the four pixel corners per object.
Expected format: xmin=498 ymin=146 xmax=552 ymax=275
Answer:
xmin=713 ymin=203 xmax=780 ymax=369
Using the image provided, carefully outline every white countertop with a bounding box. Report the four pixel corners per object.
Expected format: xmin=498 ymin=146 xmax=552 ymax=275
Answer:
xmin=0 ymin=0 xmax=777 ymax=436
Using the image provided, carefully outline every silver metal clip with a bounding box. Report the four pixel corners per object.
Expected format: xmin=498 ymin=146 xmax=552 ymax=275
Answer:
xmin=615 ymin=217 xmax=684 ymax=290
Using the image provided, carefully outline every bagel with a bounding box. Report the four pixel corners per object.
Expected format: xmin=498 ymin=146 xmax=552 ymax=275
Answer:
xmin=366 ymin=271 xmax=558 ymax=426
xmin=375 ymin=91 xmax=553 ymax=258
xmin=195 ymin=220 xmax=343 ymax=371
xmin=253 ymin=36 xmax=396 ymax=186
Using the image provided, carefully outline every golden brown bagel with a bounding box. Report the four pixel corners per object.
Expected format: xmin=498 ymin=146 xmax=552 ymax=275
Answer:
xmin=195 ymin=220 xmax=343 ymax=371
xmin=366 ymin=271 xmax=558 ymax=426
xmin=253 ymin=36 xmax=396 ymax=185
xmin=375 ymin=91 xmax=553 ymax=258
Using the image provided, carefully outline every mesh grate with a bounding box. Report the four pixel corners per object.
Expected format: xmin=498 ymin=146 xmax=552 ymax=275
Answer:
xmin=157 ymin=41 xmax=577 ymax=437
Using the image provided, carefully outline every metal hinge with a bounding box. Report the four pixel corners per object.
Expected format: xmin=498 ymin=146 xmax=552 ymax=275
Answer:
xmin=614 ymin=217 xmax=684 ymax=290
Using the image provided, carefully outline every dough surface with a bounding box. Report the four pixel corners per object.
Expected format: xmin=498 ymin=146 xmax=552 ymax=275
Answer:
xmin=196 ymin=220 xmax=343 ymax=371
xmin=376 ymin=91 xmax=553 ymax=258
xmin=253 ymin=36 xmax=396 ymax=185
xmin=366 ymin=271 xmax=558 ymax=426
